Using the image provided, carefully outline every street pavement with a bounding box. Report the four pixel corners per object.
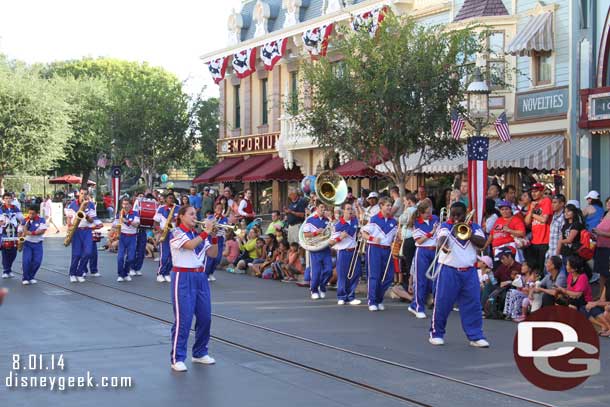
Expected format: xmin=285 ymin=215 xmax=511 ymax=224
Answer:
xmin=0 ymin=236 xmax=608 ymax=407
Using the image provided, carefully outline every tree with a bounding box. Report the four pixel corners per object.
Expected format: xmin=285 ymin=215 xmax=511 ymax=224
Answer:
xmin=0 ymin=57 xmax=71 ymax=194
xmin=297 ymin=15 xmax=485 ymax=196
xmin=192 ymin=95 xmax=220 ymax=173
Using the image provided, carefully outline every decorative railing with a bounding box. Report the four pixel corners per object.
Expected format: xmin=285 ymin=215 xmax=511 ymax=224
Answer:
xmin=278 ymin=114 xmax=317 ymax=169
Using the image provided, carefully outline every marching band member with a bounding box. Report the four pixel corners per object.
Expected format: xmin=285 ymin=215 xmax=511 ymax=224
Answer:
xmin=429 ymin=202 xmax=489 ymax=348
xmin=18 ymin=205 xmax=47 ymax=284
xmin=154 ymin=193 xmax=180 ymax=283
xmin=131 ymin=193 xmax=149 ymax=277
xmin=204 ymin=203 xmax=228 ymax=282
xmin=87 ymin=217 xmax=103 ymax=277
xmin=302 ymin=202 xmax=332 ymax=300
xmin=169 ymin=206 xmax=218 ymax=372
xmin=1 ymin=192 xmax=25 ymax=278
xmin=408 ymin=201 xmax=439 ymax=319
xmin=113 ymin=198 xmax=140 ymax=282
xmin=361 ymin=197 xmax=398 ymax=311
xmin=329 ymin=203 xmax=361 ymax=306
xmin=65 ymin=188 xmax=96 ymax=283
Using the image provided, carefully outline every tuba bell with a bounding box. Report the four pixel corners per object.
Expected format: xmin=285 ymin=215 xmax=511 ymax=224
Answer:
xmin=314 ymin=170 xmax=348 ymax=208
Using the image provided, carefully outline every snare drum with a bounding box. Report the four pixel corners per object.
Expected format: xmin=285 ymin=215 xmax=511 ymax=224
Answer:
xmin=2 ymin=239 xmax=17 ymax=250
xmin=138 ymin=199 xmax=157 ymax=228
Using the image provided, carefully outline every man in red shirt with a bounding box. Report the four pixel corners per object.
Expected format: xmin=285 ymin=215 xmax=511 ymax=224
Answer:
xmin=525 ymin=183 xmax=552 ymax=276
xmin=487 ymin=200 xmax=526 ymax=260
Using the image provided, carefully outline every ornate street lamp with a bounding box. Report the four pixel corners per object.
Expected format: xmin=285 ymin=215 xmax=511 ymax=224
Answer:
xmin=466 ymin=67 xmax=491 ymax=137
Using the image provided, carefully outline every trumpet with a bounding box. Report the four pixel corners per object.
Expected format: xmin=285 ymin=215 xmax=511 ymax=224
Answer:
xmin=194 ymin=220 xmax=240 ymax=233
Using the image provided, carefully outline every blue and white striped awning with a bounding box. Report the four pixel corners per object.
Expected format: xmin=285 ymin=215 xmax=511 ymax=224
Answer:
xmin=506 ymin=12 xmax=554 ymax=57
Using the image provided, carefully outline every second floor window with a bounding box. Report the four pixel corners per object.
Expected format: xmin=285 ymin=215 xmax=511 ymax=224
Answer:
xmin=261 ymin=78 xmax=268 ymax=125
xmin=488 ymin=31 xmax=505 ymax=90
xmin=234 ymin=85 xmax=241 ymax=129
xmin=534 ymin=51 xmax=552 ymax=86
xmin=290 ymin=71 xmax=298 ymax=114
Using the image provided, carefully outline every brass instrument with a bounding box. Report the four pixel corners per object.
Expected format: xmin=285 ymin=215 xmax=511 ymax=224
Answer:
xmin=194 ymin=219 xmax=240 ymax=233
xmin=159 ymin=205 xmax=177 ymax=243
xmin=64 ymin=199 xmax=89 ymax=246
xmin=115 ymin=209 xmax=125 ymax=235
xmin=381 ymin=218 xmax=402 ymax=282
xmin=17 ymin=237 xmax=25 ymax=252
xmin=315 ymin=170 xmax=348 ymax=208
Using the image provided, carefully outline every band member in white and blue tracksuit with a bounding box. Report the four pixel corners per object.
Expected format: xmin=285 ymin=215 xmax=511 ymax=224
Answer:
xmin=87 ymin=217 xmax=103 ymax=277
xmin=361 ymin=197 xmax=398 ymax=312
xmin=18 ymin=205 xmax=47 ymax=284
xmin=329 ymin=202 xmax=361 ymax=306
xmin=408 ymin=201 xmax=439 ymax=319
xmin=132 ymin=193 xmax=153 ymax=277
xmin=65 ymin=189 xmax=96 ymax=283
xmin=113 ymin=198 xmax=140 ymax=282
xmin=1 ymin=192 xmax=25 ymax=278
xmin=169 ymin=206 xmax=218 ymax=372
xmin=154 ymin=193 xmax=180 ymax=283
xmin=303 ymin=202 xmax=333 ymax=300
xmin=204 ymin=203 xmax=227 ymax=282
xmin=429 ymin=202 xmax=489 ymax=348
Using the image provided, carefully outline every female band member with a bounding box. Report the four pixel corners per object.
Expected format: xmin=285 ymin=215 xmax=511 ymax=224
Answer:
xmin=169 ymin=205 xmax=218 ymax=372
xmin=329 ymin=203 xmax=361 ymax=305
xmin=408 ymin=201 xmax=439 ymax=319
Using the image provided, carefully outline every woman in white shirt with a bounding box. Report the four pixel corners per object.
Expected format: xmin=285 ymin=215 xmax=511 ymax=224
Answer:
xmin=169 ymin=206 xmax=218 ymax=372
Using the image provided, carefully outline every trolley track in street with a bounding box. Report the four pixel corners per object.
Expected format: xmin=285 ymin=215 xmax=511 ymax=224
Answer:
xmin=17 ymin=264 xmax=554 ymax=407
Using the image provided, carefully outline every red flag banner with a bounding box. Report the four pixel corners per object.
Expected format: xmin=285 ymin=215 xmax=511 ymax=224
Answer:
xmin=302 ymin=24 xmax=333 ymax=58
xmin=467 ymin=136 xmax=489 ymax=226
xmin=261 ymin=38 xmax=288 ymax=71
xmin=232 ymin=48 xmax=257 ymax=79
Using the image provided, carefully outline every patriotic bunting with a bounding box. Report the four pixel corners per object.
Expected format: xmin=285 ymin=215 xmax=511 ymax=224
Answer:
xmin=494 ymin=111 xmax=511 ymax=142
xmin=351 ymin=7 xmax=386 ymax=37
xmin=302 ymin=24 xmax=334 ymax=58
xmin=467 ymin=137 xmax=489 ymax=226
xmin=208 ymin=57 xmax=229 ymax=84
xmin=261 ymin=38 xmax=288 ymax=71
xmin=232 ymin=48 xmax=257 ymax=79
xmin=450 ymin=109 xmax=465 ymax=141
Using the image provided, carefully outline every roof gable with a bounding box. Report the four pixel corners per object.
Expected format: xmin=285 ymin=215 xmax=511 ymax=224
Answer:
xmin=454 ymin=0 xmax=509 ymax=22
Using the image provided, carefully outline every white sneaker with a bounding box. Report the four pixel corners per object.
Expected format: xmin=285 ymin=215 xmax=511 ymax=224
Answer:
xmin=377 ymin=303 xmax=385 ymax=311
xmin=337 ymin=300 xmax=345 ymax=305
xmin=77 ymin=276 xmax=86 ymax=283
xmin=8 ymin=273 xmax=15 ymax=278
xmin=208 ymin=275 xmax=216 ymax=282
xmin=129 ymin=271 xmax=136 ymax=276
xmin=1 ymin=274 xmax=9 ymax=279
xmin=349 ymin=299 xmax=362 ymax=306
xmin=157 ymin=275 xmax=165 ymax=283
xmin=164 ymin=275 xmax=171 ymax=282
xmin=124 ymin=276 xmax=132 ymax=282
xmin=368 ymin=305 xmax=379 ymax=312
xmin=192 ymin=355 xmax=215 ymax=365
xmin=90 ymin=273 xmax=101 ymax=277
xmin=429 ymin=337 xmax=445 ymax=346
xmin=30 ymin=279 xmax=37 ymax=284
xmin=311 ymin=293 xmax=320 ymax=300
xmin=135 ymin=271 xmax=143 ymax=276
xmin=469 ymin=339 xmax=490 ymax=348
xmin=22 ymin=280 xmax=30 ymax=285
xmin=153 ymin=257 xmax=160 ymax=262
xmin=69 ymin=276 xmax=77 ymax=283
xmin=171 ymin=361 xmax=187 ymax=372
xmin=408 ymin=307 xmax=427 ymax=319
xmin=319 ymin=291 xmax=326 ymax=299
xmin=117 ymin=277 xmax=125 ymax=282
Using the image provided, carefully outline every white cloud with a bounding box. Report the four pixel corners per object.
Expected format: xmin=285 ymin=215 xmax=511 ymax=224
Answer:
xmin=0 ymin=0 xmax=243 ymax=98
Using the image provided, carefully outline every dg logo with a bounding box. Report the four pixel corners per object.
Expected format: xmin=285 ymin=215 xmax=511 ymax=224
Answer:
xmin=513 ymin=306 xmax=600 ymax=390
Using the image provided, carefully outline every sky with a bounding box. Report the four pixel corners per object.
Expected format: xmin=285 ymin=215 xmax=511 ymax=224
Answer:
xmin=0 ymin=0 xmax=244 ymax=98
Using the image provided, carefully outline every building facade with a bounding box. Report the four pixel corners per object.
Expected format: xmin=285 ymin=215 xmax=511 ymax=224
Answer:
xmin=196 ymin=0 xmax=590 ymax=211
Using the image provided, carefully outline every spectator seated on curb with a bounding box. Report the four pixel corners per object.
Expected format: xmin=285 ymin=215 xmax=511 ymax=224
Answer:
xmin=585 ymin=278 xmax=610 ymax=336
xmin=220 ymin=231 xmax=240 ymax=271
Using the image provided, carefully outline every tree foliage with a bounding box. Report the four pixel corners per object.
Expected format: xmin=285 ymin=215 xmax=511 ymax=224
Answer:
xmin=298 ymin=15 xmax=485 ymax=193
xmin=192 ymin=95 xmax=220 ymax=171
xmin=0 ymin=57 xmax=71 ymax=194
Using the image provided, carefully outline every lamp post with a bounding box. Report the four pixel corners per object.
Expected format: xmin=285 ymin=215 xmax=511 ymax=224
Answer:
xmin=466 ymin=67 xmax=491 ymax=137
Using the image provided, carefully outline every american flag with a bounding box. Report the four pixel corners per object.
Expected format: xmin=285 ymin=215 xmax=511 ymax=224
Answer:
xmin=468 ymin=136 xmax=489 ymax=226
xmin=450 ymin=109 xmax=465 ymax=141
xmin=494 ymin=111 xmax=511 ymax=142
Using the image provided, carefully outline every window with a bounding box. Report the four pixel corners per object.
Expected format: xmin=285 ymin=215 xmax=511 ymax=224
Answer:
xmin=261 ymin=78 xmax=268 ymax=125
xmin=289 ymin=71 xmax=298 ymax=114
xmin=332 ymin=61 xmax=346 ymax=78
xmin=487 ymin=32 xmax=505 ymax=90
xmin=234 ymin=85 xmax=241 ymax=129
xmin=534 ymin=51 xmax=552 ymax=85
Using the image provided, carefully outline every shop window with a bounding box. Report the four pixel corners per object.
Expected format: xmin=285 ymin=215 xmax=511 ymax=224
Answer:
xmin=234 ymin=85 xmax=241 ymax=129
xmin=533 ymin=51 xmax=552 ymax=86
xmin=261 ymin=78 xmax=268 ymax=125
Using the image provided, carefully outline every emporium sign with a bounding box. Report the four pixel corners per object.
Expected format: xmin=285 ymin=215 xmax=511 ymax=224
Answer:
xmin=515 ymin=87 xmax=569 ymax=121
xmin=588 ymin=92 xmax=610 ymax=121
xmin=217 ymin=133 xmax=280 ymax=157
